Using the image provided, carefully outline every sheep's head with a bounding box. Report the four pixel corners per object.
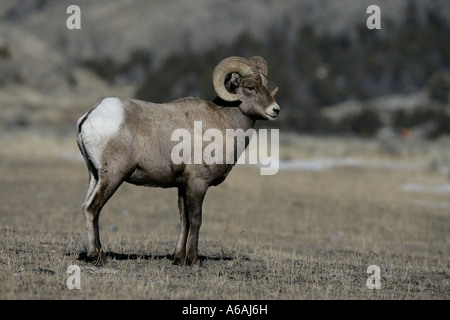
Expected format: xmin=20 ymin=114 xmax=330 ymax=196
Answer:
xmin=212 ymin=56 xmax=280 ymax=121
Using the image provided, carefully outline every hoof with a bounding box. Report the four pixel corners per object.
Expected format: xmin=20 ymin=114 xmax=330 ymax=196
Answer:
xmin=79 ymin=249 xmax=106 ymax=266
xmin=186 ymin=255 xmax=201 ymax=267
xmin=172 ymin=254 xmax=186 ymax=266
xmin=92 ymin=251 xmax=107 ymax=266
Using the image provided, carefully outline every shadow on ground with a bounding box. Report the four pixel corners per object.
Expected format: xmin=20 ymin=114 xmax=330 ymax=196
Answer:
xmin=72 ymin=251 xmax=236 ymax=264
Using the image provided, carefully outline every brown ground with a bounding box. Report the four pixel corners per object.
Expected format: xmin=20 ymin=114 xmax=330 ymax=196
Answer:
xmin=0 ymin=131 xmax=448 ymax=299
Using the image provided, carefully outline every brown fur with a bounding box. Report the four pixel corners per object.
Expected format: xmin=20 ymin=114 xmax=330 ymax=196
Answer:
xmin=77 ymin=67 xmax=279 ymax=266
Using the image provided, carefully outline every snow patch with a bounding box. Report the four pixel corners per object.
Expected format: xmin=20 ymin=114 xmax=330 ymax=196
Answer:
xmin=277 ymin=157 xmax=424 ymax=172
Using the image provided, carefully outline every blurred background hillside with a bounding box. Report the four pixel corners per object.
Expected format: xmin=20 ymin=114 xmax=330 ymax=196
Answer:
xmin=0 ymin=0 xmax=449 ymax=139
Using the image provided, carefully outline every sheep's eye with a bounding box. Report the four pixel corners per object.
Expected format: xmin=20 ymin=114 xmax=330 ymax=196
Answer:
xmin=246 ymin=86 xmax=255 ymax=91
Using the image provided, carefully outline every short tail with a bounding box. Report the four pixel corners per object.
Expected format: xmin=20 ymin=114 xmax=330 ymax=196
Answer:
xmin=76 ymin=111 xmax=99 ymax=180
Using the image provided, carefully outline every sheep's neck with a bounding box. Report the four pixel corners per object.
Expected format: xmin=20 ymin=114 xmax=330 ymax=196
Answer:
xmin=221 ymin=105 xmax=255 ymax=132
xmin=212 ymin=98 xmax=255 ymax=133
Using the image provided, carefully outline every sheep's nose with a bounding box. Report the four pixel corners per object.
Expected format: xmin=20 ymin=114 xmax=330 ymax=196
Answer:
xmin=266 ymin=104 xmax=280 ymax=120
xmin=273 ymin=106 xmax=280 ymax=115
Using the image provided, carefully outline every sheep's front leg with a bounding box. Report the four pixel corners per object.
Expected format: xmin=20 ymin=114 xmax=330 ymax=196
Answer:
xmin=173 ymin=187 xmax=188 ymax=265
xmin=185 ymin=182 xmax=207 ymax=266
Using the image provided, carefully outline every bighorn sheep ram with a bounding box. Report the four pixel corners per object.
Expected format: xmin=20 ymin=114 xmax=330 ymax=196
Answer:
xmin=76 ymin=56 xmax=280 ymax=265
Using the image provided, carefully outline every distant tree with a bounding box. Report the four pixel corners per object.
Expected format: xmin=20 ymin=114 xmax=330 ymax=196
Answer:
xmin=83 ymin=56 xmax=117 ymax=84
xmin=349 ymin=108 xmax=382 ymax=137
xmin=0 ymin=44 xmax=11 ymax=59
xmin=428 ymin=71 xmax=450 ymax=104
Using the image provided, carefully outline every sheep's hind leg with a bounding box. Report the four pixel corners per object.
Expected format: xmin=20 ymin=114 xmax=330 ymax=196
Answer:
xmin=173 ymin=187 xmax=188 ymax=265
xmin=84 ymin=172 xmax=97 ymax=204
xmin=82 ymin=174 xmax=123 ymax=265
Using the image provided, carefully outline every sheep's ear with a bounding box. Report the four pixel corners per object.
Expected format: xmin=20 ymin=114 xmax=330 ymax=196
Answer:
xmin=271 ymin=87 xmax=279 ymax=96
xmin=225 ymin=72 xmax=241 ymax=93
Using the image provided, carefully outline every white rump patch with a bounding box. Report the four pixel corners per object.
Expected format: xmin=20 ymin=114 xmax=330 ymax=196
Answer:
xmin=79 ymin=97 xmax=124 ymax=169
xmin=86 ymin=98 xmax=124 ymax=136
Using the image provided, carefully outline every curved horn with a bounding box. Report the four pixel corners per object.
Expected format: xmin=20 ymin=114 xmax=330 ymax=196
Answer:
xmin=271 ymin=87 xmax=279 ymax=96
xmin=249 ymin=56 xmax=268 ymax=77
xmin=212 ymin=56 xmax=254 ymax=101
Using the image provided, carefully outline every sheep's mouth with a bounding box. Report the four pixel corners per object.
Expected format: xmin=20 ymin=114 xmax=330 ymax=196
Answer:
xmin=265 ymin=113 xmax=278 ymax=120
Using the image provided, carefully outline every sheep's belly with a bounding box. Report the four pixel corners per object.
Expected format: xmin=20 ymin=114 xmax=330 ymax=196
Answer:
xmin=126 ymin=165 xmax=178 ymax=188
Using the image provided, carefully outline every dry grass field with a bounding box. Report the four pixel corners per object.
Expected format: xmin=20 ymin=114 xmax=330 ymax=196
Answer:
xmin=0 ymin=130 xmax=449 ymax=300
